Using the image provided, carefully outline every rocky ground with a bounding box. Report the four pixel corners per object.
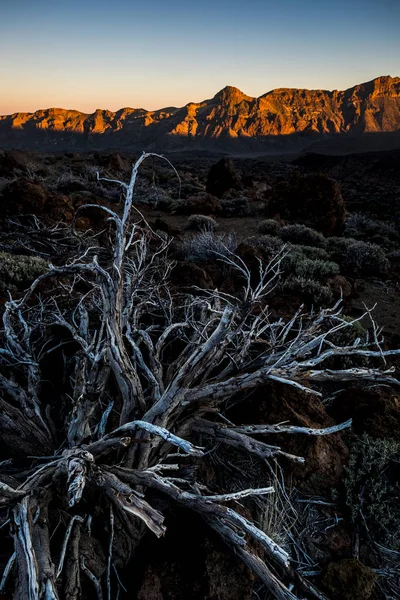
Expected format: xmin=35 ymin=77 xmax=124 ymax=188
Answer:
xmin=0 ymin=147 xmax=400 ymax=599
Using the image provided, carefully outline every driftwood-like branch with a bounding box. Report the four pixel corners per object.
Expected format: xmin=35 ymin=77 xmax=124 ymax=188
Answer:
xmin=107 ymin=506 xmax=114 ymax=600
xmin=87 ymin=420 xmax=204 ymax=458
xmin=116 ymin=468 xmax=290 ymax=569
xmin=95 ymin=469 xmax=166 ymax=538
xmin=207 ymin=515 xmax=299 ymax=600
xmin=194 ymin=487 xmax=275 ymax=502
xmin=0 ymin=482 xmax=27 ymax=504
xmin=12 ymin=498 xmax=39 ymax=600
xmin=80 ymin=558 xmax=103 ymax=600
xmin=56 ymin=516 xmax=84 ymax=580
xmin=63 ymin=519 xmax=82 ymax=600
xmin=0 ymin=552 xmax=16 ymax=592
xmin=305 ymin=366 xmax=400 ymax=385
xmin=194 ymin=420 xmax=305 ymax=463
xmin=232 ymin=419 xmax=353 ymax=436
xmin=66 ymin=452 xmax=94 ymax=507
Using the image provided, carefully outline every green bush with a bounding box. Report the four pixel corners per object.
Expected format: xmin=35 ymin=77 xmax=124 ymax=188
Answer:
xmin=281 ymin=247 xmax=340 ymax=292
xmin=327 ymin=237 xmax=389 ymax=277
xmin=258 ymin=219 xmax=281 ymax=236
xmin=281 ymin=276 xmax=333 ymax=305
xmin=344 ymin=213 xmax=399 ymax=252
xmin=178 ymin=182 xmax=204 ymax=198
xmin=344 ymin=434 xmax=400 ymax=550
xmin=283 ymin=255 xmax=339 ymax=280
xmin=245 ymin=235 xmax=284 ymax=253
xmin=218 ymin=197 xmax=249 ymax=217
xmin=0 ymin=252 xmax=48 ymax=296
xmin=279 ymin=224 xmax=327 ymax=248
xmin=289 ymin=245 xmax=329 ymax=261
xmin=185 ymin=214 xmax=218 ymax=232
xmin=345 ymin=213 xmax=398 ymax=242
xmin=326 ymin=315 xmax=366 ymax=344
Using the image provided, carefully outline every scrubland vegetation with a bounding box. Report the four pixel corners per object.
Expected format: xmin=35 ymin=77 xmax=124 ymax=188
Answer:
xmin=0 ymin=148 xmax=400 ymax=599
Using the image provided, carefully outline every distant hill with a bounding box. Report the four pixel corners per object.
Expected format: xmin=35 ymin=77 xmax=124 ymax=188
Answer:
xmin=1 ymin=76 xmax=400 ymax=154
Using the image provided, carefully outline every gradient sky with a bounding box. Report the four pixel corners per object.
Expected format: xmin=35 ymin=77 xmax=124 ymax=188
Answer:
xmin=1 ymin=0 xmax=399 ymax=115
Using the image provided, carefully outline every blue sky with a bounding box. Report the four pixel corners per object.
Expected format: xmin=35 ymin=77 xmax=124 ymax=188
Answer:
xmin=0 ymin=0 xmax=399 ymax=114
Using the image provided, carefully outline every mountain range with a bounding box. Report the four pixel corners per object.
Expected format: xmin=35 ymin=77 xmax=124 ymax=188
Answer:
xmin=1 ymin=76 xmax=400 ymax=154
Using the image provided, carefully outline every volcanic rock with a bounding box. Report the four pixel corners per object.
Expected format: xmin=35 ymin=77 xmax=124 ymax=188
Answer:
xmin=267 ymin=172 xmax=346 ymax=235
xmin=206 ymin=158 xmax=242 ymax=198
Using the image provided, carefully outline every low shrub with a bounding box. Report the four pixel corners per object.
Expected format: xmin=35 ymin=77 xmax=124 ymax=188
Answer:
xmin=326 ymin=314 xmax=367 ymax=346
xmin=345 ymin=213 xmax=398 ymax=242
xmin=170 ymin=193 xmax=220 ymax=216
xmin=327 ymin=237 xmax=389 ymax=276
xmin=83 ymin=164 xmax=100 ymax=181
xmin=281 ymin=276 xmax=333 ymax=305
xmin=258 ymin=219 xmax=281 ymax=236
xmin=290 ymin=245 xmax=329 ymax=261
xmin=179 ymin=231 xmax=237 ymax=262
xmin=131 ymin=185 xmax=172 ymax=209
xmin=218 ymin=197 xmax=249 ymax=217
xmin=1 ymin=178 xmax=49 ymax=215
xmin=246 ymin=235 xmax=285 ymax=253
xmin=180 ymin=182 xmax=204 ymax=198
xmin=0 ymin=177 xmax=13 ymax=194
xmin=0 ymin=252 xmax=48 ymax=296
xmin=344 ymin=213 xmax=399 ymax=251
xmin=344 ymin=434 xmax=400 ymax=550
xmin=185 ymin=214 xmax=218 ymax=232
xmin=279 ymin=224 xmax=327 ymax=248
xmin=90 ymin=182 xmax=124 ymax=203
xmin=284 ymin=256 xmax=340 ymax=280
xmin=56 ymin=172 xmax=88 ymax=194
xmin=281 ymin=246 xmax=340 ymax=291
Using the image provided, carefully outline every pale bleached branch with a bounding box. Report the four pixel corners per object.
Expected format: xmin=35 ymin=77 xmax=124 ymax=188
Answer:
xmin=193 ymin=486 xmax=275 ymax=502
xmin=232 ymin=419 xmax=352 ymax=436
xmin=12 ymin=498 xmax=39 ymax=600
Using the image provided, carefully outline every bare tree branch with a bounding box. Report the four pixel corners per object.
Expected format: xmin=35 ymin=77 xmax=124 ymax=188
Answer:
xmin=1 ymin=152 xmax=399 ymax=600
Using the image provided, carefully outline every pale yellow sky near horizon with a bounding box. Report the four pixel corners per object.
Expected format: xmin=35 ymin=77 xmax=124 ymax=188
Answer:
xmin=2 ymin=72 xmax=399 ymax=116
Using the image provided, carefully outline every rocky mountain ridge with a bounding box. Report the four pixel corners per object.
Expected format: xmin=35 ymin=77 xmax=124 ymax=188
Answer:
xmin=1 ymin=76 xmax=400 ymax=153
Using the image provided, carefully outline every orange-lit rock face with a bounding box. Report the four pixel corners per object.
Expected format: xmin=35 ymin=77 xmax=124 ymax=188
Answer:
xmin=1 ymin=76 xmax=400 ymax=150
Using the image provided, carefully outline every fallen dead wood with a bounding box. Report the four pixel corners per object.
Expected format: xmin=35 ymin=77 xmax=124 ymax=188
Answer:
xmin=0 ymin=153 xmax=399 ymax=599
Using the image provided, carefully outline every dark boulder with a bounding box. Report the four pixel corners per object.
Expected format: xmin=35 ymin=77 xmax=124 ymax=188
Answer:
xmin=267 ymin=172 xmax=346 ymax=236
xmin=1 ymin=178 xmax=49 ymax=214
xmin=206 ymin=158 xmax=242 ymax=199
xmin=0 ymin=149 xmax=32 ymax=176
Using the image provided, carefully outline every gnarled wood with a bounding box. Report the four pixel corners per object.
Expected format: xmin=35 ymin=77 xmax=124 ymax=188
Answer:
xmin=1 ymin=153 xmax=399 ymax=599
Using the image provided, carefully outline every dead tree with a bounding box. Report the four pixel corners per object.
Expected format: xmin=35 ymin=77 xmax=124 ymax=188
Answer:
xmin=0 ymin=153 xmax=399 ymax=600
